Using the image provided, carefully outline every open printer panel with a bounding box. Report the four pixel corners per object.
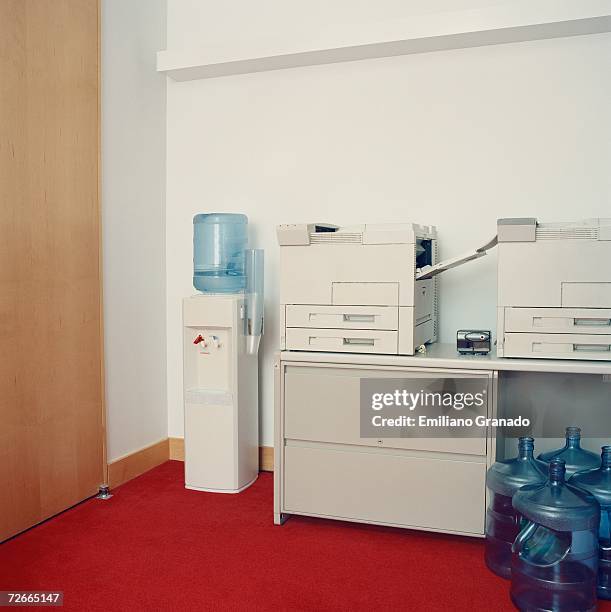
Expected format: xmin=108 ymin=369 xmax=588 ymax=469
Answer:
xmin=277 ymin=223 xmax=438 ymax=356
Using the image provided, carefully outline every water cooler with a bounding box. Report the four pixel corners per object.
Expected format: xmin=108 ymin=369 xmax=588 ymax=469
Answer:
xmin=183 ymin=214 xmax=263 ymax=493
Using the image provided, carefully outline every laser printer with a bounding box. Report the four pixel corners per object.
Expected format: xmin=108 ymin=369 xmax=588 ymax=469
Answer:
xmin=277 ymin=222 xmax=496 ymax=356
xmin=496 ymin=217 xmax=611 ymax=360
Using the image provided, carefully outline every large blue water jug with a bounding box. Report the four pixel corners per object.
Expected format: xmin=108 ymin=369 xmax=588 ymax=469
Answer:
xmin=538 ymin=427 xmax=600 ymax=477
xmin=570 ymin=446 xmax=611 ymax=600
xmin=511 ymin=459 xmax=600 ymax=612
xmin=485 ymin=437 xmax=547 ymax=579
xmin=193 ymin=213 xmax=248 ymax=293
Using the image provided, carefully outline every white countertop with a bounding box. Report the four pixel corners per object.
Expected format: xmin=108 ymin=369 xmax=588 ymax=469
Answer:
xmin=280 ymin=343 xmax=611 ymax=375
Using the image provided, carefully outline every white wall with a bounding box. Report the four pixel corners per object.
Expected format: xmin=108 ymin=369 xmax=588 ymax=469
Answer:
xmin=166 ymin=0 xmax=508 ymax=52
xmin=165 ymin=2 xmax=611 ymax=445
xmin=102 ymin=0 xmax=168 ymax=461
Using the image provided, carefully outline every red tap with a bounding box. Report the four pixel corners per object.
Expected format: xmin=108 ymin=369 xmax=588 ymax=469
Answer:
xmin=193 ymin=334 xmax=206 ymax=345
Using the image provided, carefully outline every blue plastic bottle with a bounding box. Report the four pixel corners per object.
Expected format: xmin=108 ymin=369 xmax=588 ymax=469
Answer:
xmin=538 ymin=427 xmax=600 ymax=477
xmin=485 ymin=437 xmax=547 ymax=579
xmin=193 ymin=213 xmax=248 ymax=293
xmin=511 ymin=459 xmax=600 ymax=612
xmin=570 ymin=446 xmax=611 ymax=600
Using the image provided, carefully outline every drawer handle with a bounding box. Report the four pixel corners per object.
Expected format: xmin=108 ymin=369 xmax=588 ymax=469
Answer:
xmin=574 ymin=318 xmax=611 ymax=327
xmin=343 ymin=314 xmax=376 ymax=323
xmin=573 ymin=344 xmax=611 ymax=352
xmin=343 ymin=337 xmax=375 ymax=346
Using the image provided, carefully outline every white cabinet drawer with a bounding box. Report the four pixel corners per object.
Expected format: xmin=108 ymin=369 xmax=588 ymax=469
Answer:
xmin=284 ymin=366 xmax=488 ymax=456
xmin=503 ymin=332 xmax=611 ymax=360
xmin=505 ymin=307 xmax=611 ymax=334
xmin=285 ymin=328 xmax=398 ymax=354
xmin=286 ymin=305 xmax=398 ymax=330
xmin=283 ymin=444 xmax=486 ymax=535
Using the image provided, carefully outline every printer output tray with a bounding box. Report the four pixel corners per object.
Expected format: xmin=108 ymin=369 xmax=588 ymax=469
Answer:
xmin=416 ymin=235 xmax=498 ymax=281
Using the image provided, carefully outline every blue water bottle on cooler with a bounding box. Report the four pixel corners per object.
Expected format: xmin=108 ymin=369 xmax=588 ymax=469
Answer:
xmin=193 ymin=213 xmax=248 ymax=293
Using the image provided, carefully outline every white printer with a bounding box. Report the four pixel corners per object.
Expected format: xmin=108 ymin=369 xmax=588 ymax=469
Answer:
xmin=277 ymin=222 xmax=498 ymax=356
xmin=277 ymin=223 xmax=438 ymax=355
xmin=497 ymin=217 xmax=611 ymax=360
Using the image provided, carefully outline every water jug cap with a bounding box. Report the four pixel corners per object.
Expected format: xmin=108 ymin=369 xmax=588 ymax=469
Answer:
xmin=549 ymin=459 xmax=566 ymax=484
xmin=602 ymin=446 xmax=611 ymax=469
xmin=518 ymin=437 xmax=535 ymax=455
xmin=566 ymin=426 xmax=581 ymax=439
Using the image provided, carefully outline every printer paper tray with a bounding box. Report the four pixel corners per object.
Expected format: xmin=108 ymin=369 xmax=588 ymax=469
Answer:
xmin=505 ymin=307 xmax=611 ymax=334
xmin=285 ymin=327 xmax=398 ymax=354
xmin=503 ymin=332 xmax=611 ymax=361
xmin=286 ymin=304 xmax=398 ymax=330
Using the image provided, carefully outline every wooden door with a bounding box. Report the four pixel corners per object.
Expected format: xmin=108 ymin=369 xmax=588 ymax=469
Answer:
xmin=0 ymin=0 xmax=105 ymax=541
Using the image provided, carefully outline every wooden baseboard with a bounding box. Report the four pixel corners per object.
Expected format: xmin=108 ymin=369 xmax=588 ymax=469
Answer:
xmin=107 ymin=438 xmax=170 ymax=489
xmin=107 ymin=438 xmax=274 ymax=490
xmin=169 ymin=437 xmax=274 ymax=472
xmin=259 ymin=445 xmax=274 ymax=472
xmin=169 ymin=437 xmax=184 ymax=460
xmin=169 ymin=437 xmax=184 ymax=461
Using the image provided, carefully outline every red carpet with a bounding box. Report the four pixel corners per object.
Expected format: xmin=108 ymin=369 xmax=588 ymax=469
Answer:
xmin=2 ymin=461 xmax=610 ymax=612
